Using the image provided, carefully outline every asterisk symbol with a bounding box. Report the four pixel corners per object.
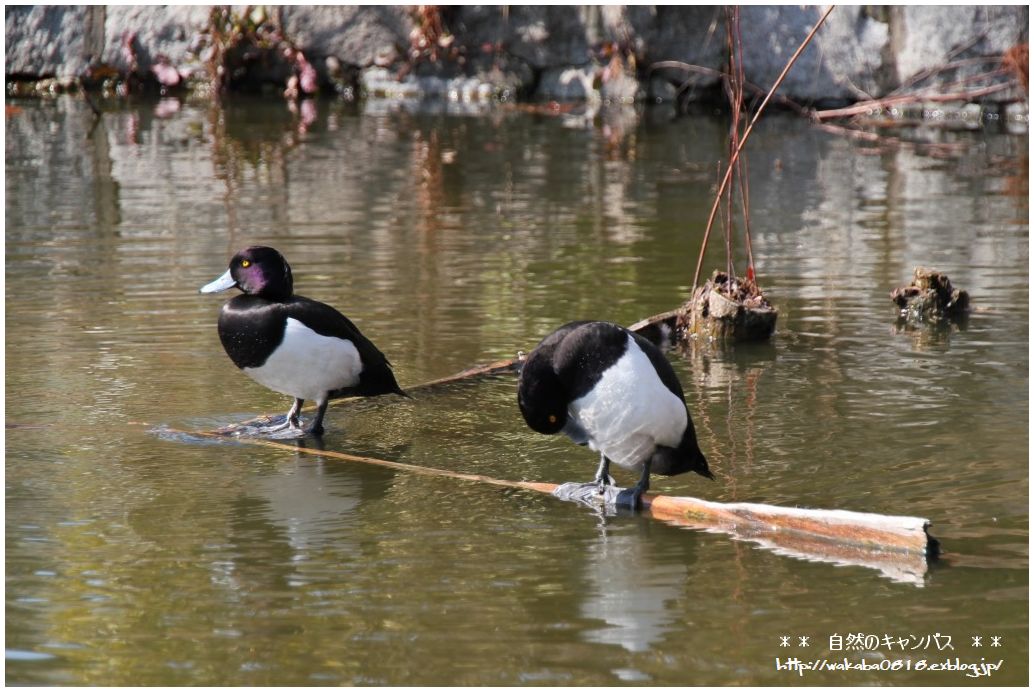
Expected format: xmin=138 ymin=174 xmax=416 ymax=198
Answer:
xmin=972 ymin=636 xmax=982 ymax=647
xmin=779 ymin=636 xmax=790 ymax=647
xmin=799 ymin=636 xmax=810 ymax=647
xmin=991 ymin=636 xmax=1002 ymax=647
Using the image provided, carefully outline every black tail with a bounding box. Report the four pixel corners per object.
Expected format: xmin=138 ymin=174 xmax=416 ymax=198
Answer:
xmin=651 ymin=446 xmax=714 ymax=480
xmin=693 ymin=453 xmax=715 ymax=480
xmin=349 ymin=361 xmax=409 ymax=399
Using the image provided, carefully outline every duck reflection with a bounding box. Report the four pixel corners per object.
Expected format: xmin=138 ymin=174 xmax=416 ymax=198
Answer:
xmin=246 ymin=440 xmax=365 ymax=553
xmin=217 ymin=438 xmax=394 ymax=596
xmin=579 ymin=515 xmax=695 ymax=653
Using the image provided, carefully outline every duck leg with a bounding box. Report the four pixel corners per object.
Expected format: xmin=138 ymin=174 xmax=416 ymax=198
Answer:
xmin=285 ymin=398 xmax=304 ymax=429
xmin=306 ymin=398 xmax=329 ymax=436
xmin=255 ymin=398 xmax=304 ymax=435
xmin=616 ymin=458 xmax=651 ymax=511
xmin=593 ymin=451 xmax=613 ymax=492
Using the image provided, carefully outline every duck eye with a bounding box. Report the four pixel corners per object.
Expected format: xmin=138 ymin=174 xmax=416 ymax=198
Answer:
xmin=548 ymin=414 xmax=557 ymax=424
xmin=241 ymin=259 xmax=251 ymax=268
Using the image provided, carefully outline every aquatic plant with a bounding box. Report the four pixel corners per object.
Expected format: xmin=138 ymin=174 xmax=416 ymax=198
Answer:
xmin=682 ymin=7 xmax=837 ymax=341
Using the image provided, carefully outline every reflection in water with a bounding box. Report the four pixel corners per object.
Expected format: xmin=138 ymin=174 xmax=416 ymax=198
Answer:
xmin=220 ymin=438 xmax=396 ymax=593
xmin=580 ymin=517 xmax=690 ymax=655
xmin=5 ymin=95 xmax=1027 ymax=685
xmin=891 ymin=313 xmax=969 ymax=352
xmin=246 ymin=448 xmax=363 ymax=556
xmin=675 ymin=340 xmax=778 ymax=486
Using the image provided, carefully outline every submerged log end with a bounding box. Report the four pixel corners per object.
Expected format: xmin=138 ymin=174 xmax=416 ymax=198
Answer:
xmin=644 ymin=493 xmax=938 ymax=560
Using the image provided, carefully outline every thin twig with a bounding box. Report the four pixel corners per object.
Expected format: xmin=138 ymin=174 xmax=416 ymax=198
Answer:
xmin=813 ymin=81 xmax=1015 ymax=120
xmin=731 ymin=8 xmax=755 ymax=281
xmin=691 ymin=5 xmax=835 ymax=293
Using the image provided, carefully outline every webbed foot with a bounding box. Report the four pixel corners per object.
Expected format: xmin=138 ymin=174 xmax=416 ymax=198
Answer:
xmin=614 ymin=487 xmax=643 ymax=511
xmin=264 ymin=424 xmax=307 ymax=440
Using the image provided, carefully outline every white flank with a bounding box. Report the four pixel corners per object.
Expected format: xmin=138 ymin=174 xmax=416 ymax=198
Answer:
xmin=567 ymin=334 xmax=687 ymax=470
xmin=244 ymin=317 xmax=362 ymax=401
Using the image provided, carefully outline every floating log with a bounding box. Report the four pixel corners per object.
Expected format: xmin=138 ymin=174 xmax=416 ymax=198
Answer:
xmin=160 ymin=425 xmax=938 ymax=585
xmin=643 ymin=494 xmax=936 ymax=585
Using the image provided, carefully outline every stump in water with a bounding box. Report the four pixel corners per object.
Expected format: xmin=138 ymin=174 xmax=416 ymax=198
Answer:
xmin=677 ymin=270 xmax=778 ymax=341
xmin=890 ymin=267 xmax=970 ymax=325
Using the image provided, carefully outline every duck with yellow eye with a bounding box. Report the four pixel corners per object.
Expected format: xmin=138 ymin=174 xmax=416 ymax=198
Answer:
xmin=200 ymin=245 xmax=407 ymax=436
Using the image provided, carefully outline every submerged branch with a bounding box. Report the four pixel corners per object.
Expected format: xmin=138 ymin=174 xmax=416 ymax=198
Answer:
xmin=163 ymin=424 xmax=937 ymax=584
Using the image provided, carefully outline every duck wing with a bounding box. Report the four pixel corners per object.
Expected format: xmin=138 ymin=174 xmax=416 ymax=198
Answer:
xmin=284 ymin=296 xmax=405 ymax=397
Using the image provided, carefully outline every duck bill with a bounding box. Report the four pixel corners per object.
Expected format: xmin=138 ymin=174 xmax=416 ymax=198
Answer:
xmin=199 ymin=268 xmax=236 ymax=294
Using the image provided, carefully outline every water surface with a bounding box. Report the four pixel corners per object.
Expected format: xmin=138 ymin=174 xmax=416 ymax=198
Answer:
xmin=6 ymin=96 xmax=1028 ymax=685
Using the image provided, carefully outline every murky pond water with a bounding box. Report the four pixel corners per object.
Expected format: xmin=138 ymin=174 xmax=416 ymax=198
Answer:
xmin=6 ymin=95 xmax=1028 ymax=685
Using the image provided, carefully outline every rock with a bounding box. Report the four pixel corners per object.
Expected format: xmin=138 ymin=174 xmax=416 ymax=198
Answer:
xmin=599 ymin=54 xmax=641 ymax=104
xmin=4 ymin=5 xmax=1029 ymax=108
xmin=474 ymin=6 xmax=592 ymax=70
xmin=537 ymin=65 xmax=598 ymax=102
xmin=102 ymin=5 xmax=210 ymax=77
xmin=5 ymin=6 xmax=103 ymax=79
xmin=279 ymin=6 xmax=411 ymax=68
xmin=740 ymin=6 xmax=890 ymax=105
xmin=889 ymin=6 xmax=1028 ymax=89
xmin=609 ymin=6 xmax=726 ymax=88
xmin=890 ymin=267 xmax=970 ymax=325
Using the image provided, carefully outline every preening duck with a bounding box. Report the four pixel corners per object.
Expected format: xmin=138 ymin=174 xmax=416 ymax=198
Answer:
xmin=518 ymin=321 xmax=712 ymax=509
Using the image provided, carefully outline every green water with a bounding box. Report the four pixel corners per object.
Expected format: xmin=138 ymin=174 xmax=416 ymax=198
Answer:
xmin=5 ymin=96 xmax=1028 ymax=685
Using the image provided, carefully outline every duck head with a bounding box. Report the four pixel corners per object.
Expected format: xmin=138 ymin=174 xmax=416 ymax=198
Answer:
xmin=517 ymin=349 xmax=568 ymax=435
xmin=200 ymin=246 xmax=294 ymax=301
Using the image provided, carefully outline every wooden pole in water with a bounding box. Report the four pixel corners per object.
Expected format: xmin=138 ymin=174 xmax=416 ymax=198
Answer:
xmin=166 ymin=425 xmax=938 ymax=583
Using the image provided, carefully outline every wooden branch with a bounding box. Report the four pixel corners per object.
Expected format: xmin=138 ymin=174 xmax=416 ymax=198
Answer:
xmin=405 ymin=355 xmax=521 ymax=391
xmin=213 ymin=355 xmax=522 ymax=434
xmin=813 ymin=81 xmax=1014 ymax=120
xmin=160 ymin=425 xmax=937 ymax=584
xmin=645 ymin=494 xmax=932 ymax=555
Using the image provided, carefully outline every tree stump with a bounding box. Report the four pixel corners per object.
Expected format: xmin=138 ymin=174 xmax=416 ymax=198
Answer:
xmin=677 ymin=270 xmax=778 ymax=341
xmin=890 ymin=267 xmax=970 ymax=325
